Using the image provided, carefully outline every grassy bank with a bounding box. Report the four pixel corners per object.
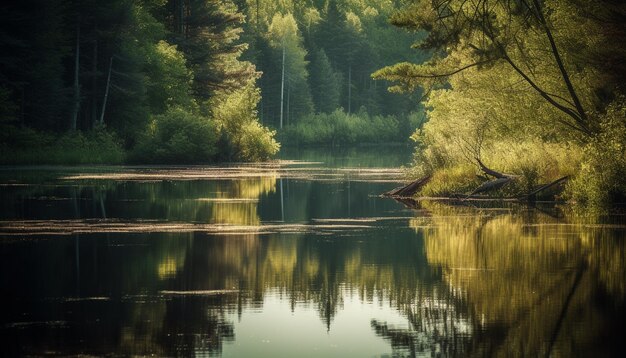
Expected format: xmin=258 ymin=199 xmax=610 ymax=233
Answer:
xmin=406 ymin=99 xmax=626 ymax=206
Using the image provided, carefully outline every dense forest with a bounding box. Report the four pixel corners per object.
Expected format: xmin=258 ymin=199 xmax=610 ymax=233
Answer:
xmin=0 ymin=0 xmax=425 ymax=164
xmin=1 ymin=0 xmax=625 ymax=205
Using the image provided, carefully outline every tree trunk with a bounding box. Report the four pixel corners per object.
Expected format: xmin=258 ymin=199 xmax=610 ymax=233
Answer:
xmin=99 ymin=56 xmax=113 ymax=125
xmin=532 ymin=0 xmax=588 ymax=128
xmin=70 ymin=22 xmax=81 ymax=131
xmin=286 ymin=84 xmax=290 ymax=126
xmin=280 ymin=42 xmax=285 ymax=128
xmin=348 ymin=64 xmax=352 ymax=114
xmin=91 ymin=36 xmax=98 ymax=128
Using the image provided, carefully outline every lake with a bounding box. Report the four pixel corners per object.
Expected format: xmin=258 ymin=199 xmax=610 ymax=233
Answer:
xmin=1 ymin=146 xmax=625 ymax=357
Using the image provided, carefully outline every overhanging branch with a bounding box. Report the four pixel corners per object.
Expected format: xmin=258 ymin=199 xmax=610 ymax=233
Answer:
xmin=407 ymin=57 xmax=499 ymax=79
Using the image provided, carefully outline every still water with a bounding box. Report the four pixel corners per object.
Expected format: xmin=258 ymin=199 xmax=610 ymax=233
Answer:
xmin=1 ymin=146 xmax=625 ymax=357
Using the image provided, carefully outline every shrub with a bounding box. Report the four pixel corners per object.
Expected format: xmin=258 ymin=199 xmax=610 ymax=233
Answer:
xmin=211 ymin=81 xmax=279 ymax=161
xmin=0 ymin=125 xmax=125 ymax=165
xmin=131 ymin=107 xmax=218 ymax=164
xmin=237 ymin=121 xmax=280 ymax=162
xmin=279 ymin=109 xmax=413 ymax=146
xmin=566 ymin=98 xmax=626 ymax=206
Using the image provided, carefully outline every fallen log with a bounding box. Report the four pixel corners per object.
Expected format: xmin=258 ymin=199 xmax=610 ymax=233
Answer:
xmin=466 ymin=159 xmax=518 ymax=198
xmin=383 ymin=175 xmax=431 ymax=198
xmin=519 ymin=175 xmax=570 ymax=200
xmin=468 ymin=176 xmax=514 ymax=196
xmin=476 ymin=158 xmax=510 ymax=179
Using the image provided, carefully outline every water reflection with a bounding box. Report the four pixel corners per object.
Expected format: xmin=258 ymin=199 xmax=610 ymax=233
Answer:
xmin=411 ymin=202 xmax=626 ymax=357
xmin=1 ymin=162 xmax=625 ymax=357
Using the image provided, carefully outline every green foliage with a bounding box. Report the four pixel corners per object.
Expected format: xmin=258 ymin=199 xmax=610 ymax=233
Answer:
xmin=0 ymin=125 xmax=124 ymax=165
xmin=418 ymin=165 xmax=482 ymax=197
xmin=309 ymin=49 xmax=341 ymax=113
xmin=145 ymin=40 xmax=195 ymax=114
xmin=0 ymin=0 xmax=278 ymax=164
xmin=178 ymin=0 xmax=256 ymax=101
xmin=567 ymin=99 xmax=626 ymax=206
xmin=244 ymin=0 xmax=425 ymax=126
xmin=278 ymin=109 xmax=413 ymax=146
xmin=211 ymin=80 xmax=279 ymax=161
xmin=237 ymin=121 xmax=280 ymax=161
xmin=376 ymin=0 xmax=626 ymax=204
xmin=131 ymin=107 xmax=218 ymax=164
xmin=266 ymin=12 xmax=314 ymax=122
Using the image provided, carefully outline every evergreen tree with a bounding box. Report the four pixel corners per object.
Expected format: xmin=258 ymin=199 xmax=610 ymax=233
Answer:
xmin=172 ymin=0 xmax=256 ymax=102
xmin=309 ymin=49 xmax=340 ymax=113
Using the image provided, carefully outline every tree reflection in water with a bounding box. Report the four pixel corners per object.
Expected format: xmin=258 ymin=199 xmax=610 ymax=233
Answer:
xmin=1 ymin=169 xmax=625 ymax=357
xmin=410 ymin=202 xmax=626 ymax=357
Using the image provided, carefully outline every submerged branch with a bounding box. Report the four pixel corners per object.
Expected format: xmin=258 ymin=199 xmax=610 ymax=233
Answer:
xmin=520 ymin=175 xmax=570 ymax=200
xmin=383 ymin=176 xmax=432 ymax=198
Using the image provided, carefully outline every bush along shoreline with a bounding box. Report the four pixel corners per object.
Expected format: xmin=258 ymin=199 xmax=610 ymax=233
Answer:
xmin=277 ymin=109 xmax=423 ymax=146
xmin=384 ymin=99 xmax=626 ymax=208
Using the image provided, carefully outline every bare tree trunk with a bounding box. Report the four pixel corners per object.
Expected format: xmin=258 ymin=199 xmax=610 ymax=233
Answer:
xmin=348 ymin=64 xmax=352 ymax=114
xmin=280 ymin=42 xmax=285 ymax=128
xmin=286 ymin=84 xmax=290 ymax=126
xmin=99 ymin=57 xmax=113 ymax=125
xmin=91 ymin=36 xmax=98 ymax=128
xmin=70 ymin=22 xmax=81 ymax=131
xmin=176 ymin=0 xmax=184 ymax=34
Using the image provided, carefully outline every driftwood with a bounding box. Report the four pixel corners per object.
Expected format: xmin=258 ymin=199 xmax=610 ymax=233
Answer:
xmin=519 ymin=175 xmax=570 ymax=201
xmin=467 ymin=159 xmax=518 ymax=198
xmin=382 ymin=159 xmax=570 ymax=205
xmin=468 ymin=177 xmax=513 ymax=196
xmin=383 ymin=175 xmax=431 ymax=198
xmin=476 ymin=158 xmax=513 ymax=179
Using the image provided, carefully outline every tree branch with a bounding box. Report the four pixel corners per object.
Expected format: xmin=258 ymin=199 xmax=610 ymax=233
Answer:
xmin=531 ymin=0 xmax=589 ymax=126
xmin=407 ymin=57 xmax=499 ymax=79
xmin=503 ymin=55 xmax=591 ymax=135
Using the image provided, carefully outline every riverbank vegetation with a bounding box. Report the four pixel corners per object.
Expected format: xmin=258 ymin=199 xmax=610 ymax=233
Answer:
xmin=278 ymin=110 xmax=423 ymax=146
xmin=375 ymin=0 xmax=626 ymax=206
xmin=1 ymin=0 xmax=624 ymax=206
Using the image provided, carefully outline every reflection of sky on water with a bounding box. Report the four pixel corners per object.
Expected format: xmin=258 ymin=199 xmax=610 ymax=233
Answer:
xmin=224 ymin=292 xmax=409 ymax=358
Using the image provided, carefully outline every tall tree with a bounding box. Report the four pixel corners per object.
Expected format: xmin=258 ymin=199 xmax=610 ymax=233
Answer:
xmin=309 ymin=48 xmax=340 ymax=113
xmin=266 ymin=13 xmax=313 ymax=126
xmin=173 ymin=0 xmax=256 ymax=102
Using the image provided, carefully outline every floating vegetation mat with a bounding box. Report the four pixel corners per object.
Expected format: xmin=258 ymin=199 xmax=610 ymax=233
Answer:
xmin=55 ymin=162 xmax=405 ymax=183
xmin=0 ymin=219 xmax=380 ymax=237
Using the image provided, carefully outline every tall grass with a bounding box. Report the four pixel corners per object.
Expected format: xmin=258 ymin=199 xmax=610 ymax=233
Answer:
xmin=278 ymin=109 xmax=422 ymax=146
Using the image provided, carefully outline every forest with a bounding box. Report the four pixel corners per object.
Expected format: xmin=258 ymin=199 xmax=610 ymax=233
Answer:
xmin=1 ymin=0 xmax=625 ymax=205
xmin=0 ymin=0 xmax=425 ymax=164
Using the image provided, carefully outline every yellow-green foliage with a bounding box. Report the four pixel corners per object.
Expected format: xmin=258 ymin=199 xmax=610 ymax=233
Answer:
xmin=412 ymin=135 xmax=582 ymax=196
xmin=211 ymin=80 xmax=279 ymax=161
xmin=418 ymin=165 xmax=482 ymax=197
xmin=376 ymin=0 xmax=626 ymax=204
xmin=237 ymin=121 xmax=280 ymax=162
xmin=279 ymin=109 xmax=407 ymax=146
xmin=567 ymin=98 xmax=626 ymax=206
